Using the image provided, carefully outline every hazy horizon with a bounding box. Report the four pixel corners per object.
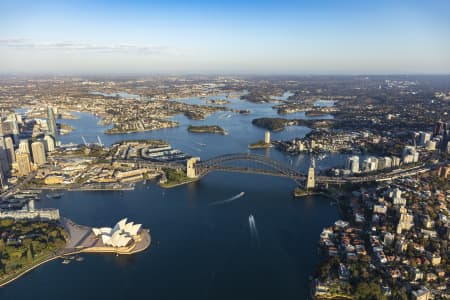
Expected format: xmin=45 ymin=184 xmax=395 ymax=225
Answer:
xmin=1 ymin=0 xmax=450 ymax=74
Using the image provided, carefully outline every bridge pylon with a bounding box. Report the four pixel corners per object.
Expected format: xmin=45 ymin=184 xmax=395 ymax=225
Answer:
xmin=306 ymin=155 xmax=315 ymax=190
xmin=186 ymin=157 xmax=200 ymax=178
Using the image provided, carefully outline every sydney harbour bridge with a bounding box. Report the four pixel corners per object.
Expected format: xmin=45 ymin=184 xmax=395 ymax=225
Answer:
xmin=181 ymin=153 xmax=432 ymax=188
xmin=133 ymin=152 xmax=433 ymax=188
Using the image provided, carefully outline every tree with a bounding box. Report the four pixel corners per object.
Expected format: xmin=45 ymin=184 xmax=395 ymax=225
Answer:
xmin=392 ymin=286 xmax=408 ymax=300
xmin=26 ymin=247 xmax=33 ymax=263
xmin=354 ymin=282 xmax=382 ymax=300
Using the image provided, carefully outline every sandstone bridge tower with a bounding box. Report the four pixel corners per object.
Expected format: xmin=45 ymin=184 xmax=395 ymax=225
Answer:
xmin=186 ymin=157 xmax=200 ymax=178
xmin=306 ymin=155 xmax=315 ymax=190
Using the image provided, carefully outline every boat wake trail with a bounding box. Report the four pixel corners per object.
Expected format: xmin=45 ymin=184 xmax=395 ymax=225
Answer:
xmin=209 ymin=192 xmax=245 ymax=206
xmin=249 ymin=214 xmax=260 ymax=245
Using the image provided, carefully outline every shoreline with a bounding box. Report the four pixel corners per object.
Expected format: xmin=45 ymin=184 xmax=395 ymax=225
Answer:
xmin=0 ymin=254 xmax=59 ymax=288
xmin=159 ymin=178 xmax=199 ymax=188
xmin=0 ymin=221 xmax=151 ymax=288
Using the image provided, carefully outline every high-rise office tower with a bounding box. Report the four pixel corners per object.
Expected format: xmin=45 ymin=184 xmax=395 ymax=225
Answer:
xmin=47 ymin=106 xmax=58 ymax=145
xmin=16 ymin=151 xmax=31 ymax=176
xmin=0 ymin=136 xmax=10 ymax=174
xmin=434 ymin=120 xmax=445 ymax=136
xmin=345 ymin=156 xmax=359 ymax=173
xmin=18 ymin=139 xmax=30 ymax=154
xmin=4 ymin=136 xmax=15 ymax=164
xmin=44 ymin=135 xmax=55 ymax=152
xmin=0 ymin=166 xmax=5 ymax=190
xmin=3 ymin=115 xmax=19 ymax=145
xmin=419 ymin=131 xmax=431 ymax=146
xmin=362 ymin=157 xmax=378 ymax=172
xmin=31 ymin=141 xmax=46 ymax=165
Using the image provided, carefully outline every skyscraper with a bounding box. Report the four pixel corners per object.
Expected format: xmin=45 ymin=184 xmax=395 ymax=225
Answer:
xmin=0 ymin=136 xmax=10 ymax=174
xmin=44 ymin=134 xmax=55 ymax=152
xmin=4 ymin=136 xmax=15 ymax=164
xmin=433 ymin=120 xmax=447 ymax=136
xmin=47 ymin=106 xmax=58 ymax=145
xmin=402 ymin=146 xmax=419 ymax=164
xmin=31 ymin=141 xmax=46 ymax=165
xmin=419 ymin=131 xmax=431 ymax=146
xmin=18 ymin=139 xmax=30 ymax=154
xmin=362 ymin=157 xmax=378 ymax=172
xmin=3 ymin=115 xmax=19 ymax=145
xmin=0 ymin=166 xmax=5 ymax=190
xmin=16 ymin=151 xmax=31 ymax=176
xmin=345 ymin=156 xmax=359 ymax=173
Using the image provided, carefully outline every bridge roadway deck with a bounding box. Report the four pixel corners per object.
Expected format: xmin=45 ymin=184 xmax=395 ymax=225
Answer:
xmin=196 ymin=165 xmax=432 ymax=185
xmin=117 ymin=154 xmax=441 ymax=186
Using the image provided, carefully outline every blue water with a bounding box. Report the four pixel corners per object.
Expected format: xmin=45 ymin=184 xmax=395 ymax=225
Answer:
xmin=2 ymin=96 xmax=341 ymax=299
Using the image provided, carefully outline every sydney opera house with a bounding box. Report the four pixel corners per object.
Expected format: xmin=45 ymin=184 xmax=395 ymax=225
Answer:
xmin=92 ymin=218 xmax=142 ymax=248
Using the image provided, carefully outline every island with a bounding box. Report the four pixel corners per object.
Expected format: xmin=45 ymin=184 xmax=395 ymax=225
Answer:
xmin=58 ymin=123 xmax=74 ymax=135
xmin=206 ymin=99 xmax=230 ymax=105
xmin=187 ymin=125 xmax=227 ymax=135
xmin=252 ymin=117 xmax=332 ymax=131
xmin=240 ymin=92 xmax=273 ymax=103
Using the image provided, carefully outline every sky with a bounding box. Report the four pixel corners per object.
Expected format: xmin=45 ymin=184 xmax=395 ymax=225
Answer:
xmin=0 ymin=0 xmax=449 ymax=75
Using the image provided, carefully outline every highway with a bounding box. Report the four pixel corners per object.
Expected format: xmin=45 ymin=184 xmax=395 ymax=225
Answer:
xmin=0 ymin=171 xmax=37 ymax=200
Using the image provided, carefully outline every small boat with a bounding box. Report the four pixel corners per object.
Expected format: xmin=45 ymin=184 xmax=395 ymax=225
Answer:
xmin=75 ymin=256 xmax=84 ymax=262
xmin=62 ymin=259 xmax=71 ymax=265
xmin=46 ymin=192 xmax=64 ymax=199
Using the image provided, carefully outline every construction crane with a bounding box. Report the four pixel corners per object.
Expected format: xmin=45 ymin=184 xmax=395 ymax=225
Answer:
xmin=81 ymin=136 xmax=104 ymax=147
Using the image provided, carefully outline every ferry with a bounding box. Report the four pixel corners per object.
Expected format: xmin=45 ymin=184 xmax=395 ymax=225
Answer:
xmin=46 ymin=192 xmax=64 ymax=199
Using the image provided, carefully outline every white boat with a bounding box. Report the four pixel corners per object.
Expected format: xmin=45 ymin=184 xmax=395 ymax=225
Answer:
xmin=46 ymin=192 xmax=64 ymax=199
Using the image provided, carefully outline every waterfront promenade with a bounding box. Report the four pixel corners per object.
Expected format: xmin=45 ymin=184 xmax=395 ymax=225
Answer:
xmin=0 ymin=218 xmax=151 ymax=288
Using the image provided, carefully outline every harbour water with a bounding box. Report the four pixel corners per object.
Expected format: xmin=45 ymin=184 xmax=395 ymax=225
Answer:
xmin=2 ymin=95 xmax=341 ymax=299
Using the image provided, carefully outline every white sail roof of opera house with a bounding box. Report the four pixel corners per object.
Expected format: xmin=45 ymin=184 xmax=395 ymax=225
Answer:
xmin=92 ymin=218 xmax=142 ymax=248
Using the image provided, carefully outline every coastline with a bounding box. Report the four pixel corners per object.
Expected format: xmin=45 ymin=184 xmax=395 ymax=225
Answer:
xmin=159 ymin=178 xmax=199 ymax=188
xmin=0 ymin=254 xmax=59 ymax=288
xmin=0 ymin=220 xmax=151 ymax=288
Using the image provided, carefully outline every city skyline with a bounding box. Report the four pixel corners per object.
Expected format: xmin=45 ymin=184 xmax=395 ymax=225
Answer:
xmin=1 ymin=0 xmax=450 ymax=75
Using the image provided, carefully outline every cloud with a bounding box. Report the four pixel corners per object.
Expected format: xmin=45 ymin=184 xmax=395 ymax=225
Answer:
xmin=0 ymin=39 xmax=168 ymax=54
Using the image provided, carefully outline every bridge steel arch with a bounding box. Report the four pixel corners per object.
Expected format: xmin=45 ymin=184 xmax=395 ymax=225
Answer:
xmin=196 ymin=153 xmax=306 ymax=184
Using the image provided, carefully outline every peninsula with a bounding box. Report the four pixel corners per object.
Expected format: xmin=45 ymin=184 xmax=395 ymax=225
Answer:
xmin=187 ymin=125 xmax=227 ymax=135
xmin=252 ymin=117 xmax=331 ymax=131
xmin=0 ymin=217 xmax=151 ymax=288
xmin=248 ymin=140 xmax=273 ymax=149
